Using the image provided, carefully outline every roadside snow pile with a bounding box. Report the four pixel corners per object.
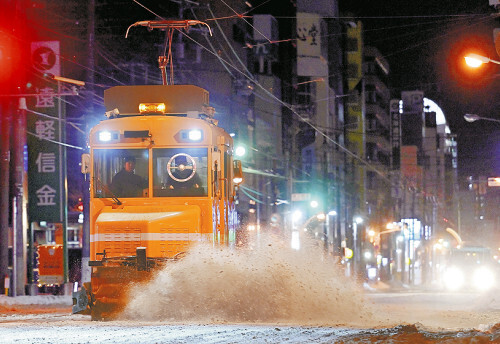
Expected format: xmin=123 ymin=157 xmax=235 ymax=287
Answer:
xmin=473 ymin=287 xmax=500 ymax=311
xmin=0 ymin=295 xmax=72 ymax=306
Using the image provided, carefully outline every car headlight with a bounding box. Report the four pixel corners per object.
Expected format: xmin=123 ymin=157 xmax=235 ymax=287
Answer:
xmin=443 ymin=266 xmax=464 ymax=291
xmin=473 ymin=267 xmax=495 ymax=291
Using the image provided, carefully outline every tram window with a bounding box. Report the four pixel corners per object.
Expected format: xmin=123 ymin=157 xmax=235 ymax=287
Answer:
xmin=93 ymin=149 xmax=149 ymax=198
xmin=153 ymin=148 xmax=208 ymax=197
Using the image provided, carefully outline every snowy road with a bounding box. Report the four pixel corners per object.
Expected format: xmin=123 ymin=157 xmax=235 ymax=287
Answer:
xmin=1 ymin=292 xmax=499 ymax=343
xmin=1 ymin=244 xmax=500 ymax=342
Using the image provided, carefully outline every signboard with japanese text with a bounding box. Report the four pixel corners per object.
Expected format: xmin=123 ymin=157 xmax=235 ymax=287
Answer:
xmin=390 ymin=99 xmax=401 ymax=170
xmin=31 ymin=41 xmax=60 ymax=76
xmin=27 ymin=41 xmax=65 ymax=223
xmin=37 ymin=244 xmax=64 ymax=285
xmin=296 ymin=12 xmax=327 ymax=76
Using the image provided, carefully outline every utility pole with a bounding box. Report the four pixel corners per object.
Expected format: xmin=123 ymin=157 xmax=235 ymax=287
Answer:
xmin=0 ymin=101 xmax=11 ymax=296
xmin=81 ymin=0 xmax=95 ymax=284
xmin=11 ymin=0 xmax=29 ymax=297
xmin=12 ymin=98 xmax=28 ymax=296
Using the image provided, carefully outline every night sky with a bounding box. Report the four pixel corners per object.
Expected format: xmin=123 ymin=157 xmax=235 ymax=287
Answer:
xmin=24 ymin=0 xmax=500 ymax=182
xmin=337 ymin=0 xmax=500 ymax=180
xmin=251 ymin=0 xmax=500 ymax=179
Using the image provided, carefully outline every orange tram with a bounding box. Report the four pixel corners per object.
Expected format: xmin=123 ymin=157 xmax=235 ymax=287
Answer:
xmin=73 ymin=84 xmax=243 ymax=320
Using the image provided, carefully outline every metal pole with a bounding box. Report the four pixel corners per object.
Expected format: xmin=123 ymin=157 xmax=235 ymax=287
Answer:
xmin=57 ymin=81 xmax=69 ymax=289
xmin=0 ymin=100 xmax=11 ymax=295
xmin=81 ymin=0 xmax=95 ymax=284
xmin=13 ymin=98 xmax=28 ymax=296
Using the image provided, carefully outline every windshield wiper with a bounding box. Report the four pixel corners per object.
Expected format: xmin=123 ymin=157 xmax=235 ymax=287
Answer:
xmin=93 ymin=177 xmax=122 ymax=205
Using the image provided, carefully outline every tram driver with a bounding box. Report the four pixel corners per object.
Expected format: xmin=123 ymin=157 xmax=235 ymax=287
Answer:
xmin=111 ymin=156 xmax=148 ymax=197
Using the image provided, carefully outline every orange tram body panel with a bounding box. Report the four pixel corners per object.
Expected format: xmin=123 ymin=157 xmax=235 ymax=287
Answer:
xmin=72 ymin=85 xmax=242 ymax=320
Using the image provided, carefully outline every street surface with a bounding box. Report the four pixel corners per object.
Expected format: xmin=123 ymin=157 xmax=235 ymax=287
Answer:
xmin=1 ymin=242 xmax=500 ymax=342
xmin=0 ymin=292 xmax=499 ymax=343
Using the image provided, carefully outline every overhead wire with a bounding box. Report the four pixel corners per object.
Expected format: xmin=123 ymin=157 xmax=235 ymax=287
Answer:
xmin=181 ymin=28 xmax=394 ymax=185
xmin=207 ymin=4 xmax=254 ymax=79
xmin=218 ymin=0 xmax=272 ymax=43
xmin=27 ymin=131 xmax=84 ymax=150
xmin=183 ymin=29 xmax=398 ymax=194
xmin=79 ymin=1 xmax=489 ymax=209
xmin=188 ymin=6 xmax=237 ymax=78
xmin=185 ymin=5 xmax=479 ymax=207
xmin=379 ymin=14 xmax=496 ymax=58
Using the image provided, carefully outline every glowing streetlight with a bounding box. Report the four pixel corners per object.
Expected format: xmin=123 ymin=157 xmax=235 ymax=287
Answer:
xmin=464 ymin=53 xmax=500 ymax=68
xmin=235 ymin=145 xmax=246 ymax=157
xmin=316 ymin=213 xmax=326 ymax=221
xmin=292 ymin=210 xmax=303 ymax=223
xmin=464 ymin=113 xmax=500 ymax=123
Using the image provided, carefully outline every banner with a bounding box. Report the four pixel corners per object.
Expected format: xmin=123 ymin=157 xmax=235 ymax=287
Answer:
xmin=27 ymin=41 xmax=64 ymax=223
xmin=296 ymin=13 xmax=327 ymax=76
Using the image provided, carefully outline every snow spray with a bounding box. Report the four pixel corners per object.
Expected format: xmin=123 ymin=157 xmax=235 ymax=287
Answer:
xmin=122 ymin=232 xmax=376 ymax=326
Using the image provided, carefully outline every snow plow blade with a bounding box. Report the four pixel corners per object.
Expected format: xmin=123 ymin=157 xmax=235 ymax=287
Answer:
xmin=72 ymin=282 xmax=92 ymax=315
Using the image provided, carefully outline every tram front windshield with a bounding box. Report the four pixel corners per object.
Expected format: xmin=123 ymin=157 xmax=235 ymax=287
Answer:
xmin=153 ymin=147 xmax=208 ymax=197
xmin=93 ymin=149 xmax=149 ymax=198
xmin=93 ymin=148 xmax=208 ymax=198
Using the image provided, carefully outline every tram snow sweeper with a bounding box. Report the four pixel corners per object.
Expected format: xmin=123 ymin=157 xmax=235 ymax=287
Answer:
xmin=72 ymin=20 xmax=243 ymax=320
xmin=72 ymin=83 xmax=243 ymax=320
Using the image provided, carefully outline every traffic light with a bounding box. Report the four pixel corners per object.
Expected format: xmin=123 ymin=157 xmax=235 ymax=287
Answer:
xmin=76 ymin=199 xmax=84 ymax=212
xmin=249 ymin=199 xmax=256 ymax=214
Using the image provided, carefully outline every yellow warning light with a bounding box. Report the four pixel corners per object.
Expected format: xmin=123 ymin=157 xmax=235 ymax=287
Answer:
xmin=344 ymin=247 xmax=353 ymax=259
xmin=139 ymin=103 xmax=166 ymax=114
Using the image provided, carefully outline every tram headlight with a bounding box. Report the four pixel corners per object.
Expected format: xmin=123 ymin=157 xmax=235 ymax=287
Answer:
xmin=98 ymin=131 xmax=112 ymax=142
xmin=188 ymin=129 xmax=202 ymax=141
xmin=473 ymin=267 xmax=495 ymax=291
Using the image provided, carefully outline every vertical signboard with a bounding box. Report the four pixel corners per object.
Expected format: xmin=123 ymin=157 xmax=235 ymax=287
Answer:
xmin=390 ymin=99 xmax=401 ymax=170
xmin=27 ymin=41 xmax=62 ymax=223
xmin=37 ymin=245 xmax=64 ymax=285
xmin=296 ymin=12 xmax=327 ymax=76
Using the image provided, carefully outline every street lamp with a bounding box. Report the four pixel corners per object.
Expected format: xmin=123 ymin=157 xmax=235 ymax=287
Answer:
xmin=235 ymin=145 xmax=246 ymax=157
xmin=464 ymin=113 xmax=500 ymax=123
xmin=464 ymin=53 xmax=500 ymax=68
